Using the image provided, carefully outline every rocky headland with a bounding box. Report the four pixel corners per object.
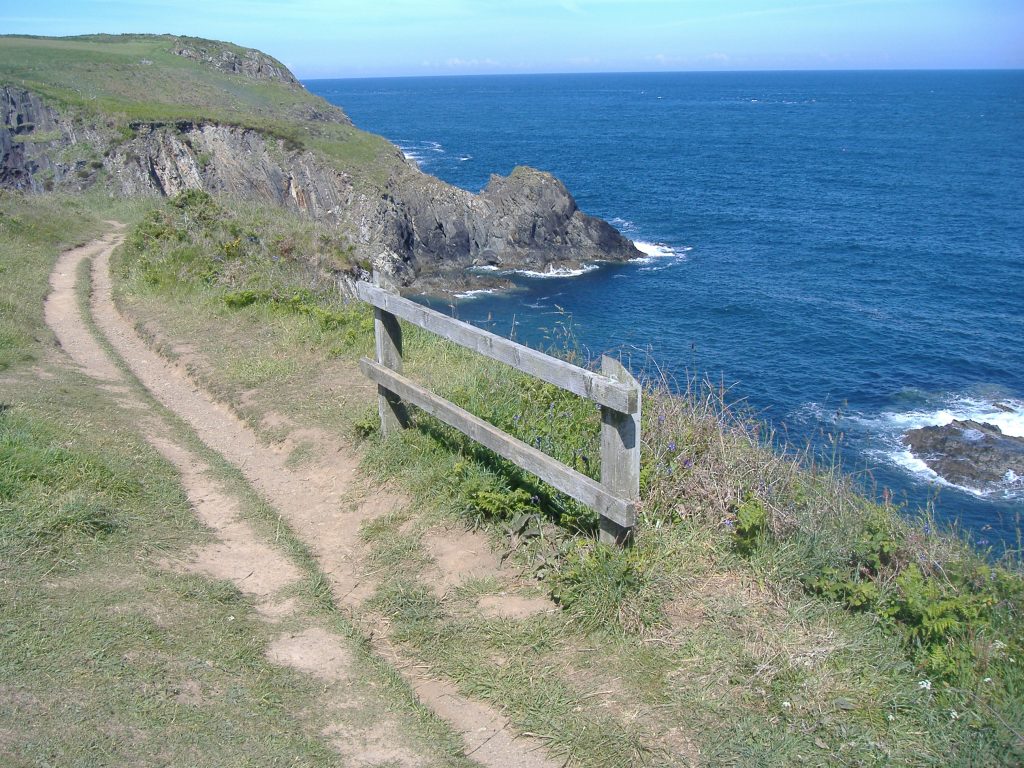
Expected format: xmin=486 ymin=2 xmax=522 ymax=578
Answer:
xmin=902 ymin=418 xmax=1024 ymax=495
xmin=0 ymin=35 xmax=641 ymax=293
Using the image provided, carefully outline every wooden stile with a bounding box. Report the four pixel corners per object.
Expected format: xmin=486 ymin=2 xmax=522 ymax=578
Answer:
xmin=357 ymin=279 xmax=641 ymax=544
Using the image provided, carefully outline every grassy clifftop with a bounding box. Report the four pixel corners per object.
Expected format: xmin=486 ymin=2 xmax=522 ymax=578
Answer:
xmin=111 ymin=190 xmax=1024 ymax=765
xmin=0 ymin=33 xmax=401 ymax=177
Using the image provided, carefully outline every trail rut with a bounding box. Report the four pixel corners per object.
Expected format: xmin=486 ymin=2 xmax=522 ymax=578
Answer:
xmin=45 ymin=228 xmax=561 ymax=768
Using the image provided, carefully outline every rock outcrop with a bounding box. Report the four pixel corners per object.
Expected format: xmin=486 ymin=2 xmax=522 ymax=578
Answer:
xmin=0 ymin=43 xmax=641 ymax=290
xmin=171 ymin=39 xmax=301 ymax=87
xmin=903 ymin=419 xmax=1024 ymax=494
xmin=0 ymin=87 xmax=105 ymax=191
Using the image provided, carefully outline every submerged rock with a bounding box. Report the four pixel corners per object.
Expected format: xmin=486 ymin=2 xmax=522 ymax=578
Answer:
xmin=902 ymin=419 xmax=1024 ymax=493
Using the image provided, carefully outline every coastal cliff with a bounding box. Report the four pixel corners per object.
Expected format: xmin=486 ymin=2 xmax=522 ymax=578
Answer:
xmin=0 ymin=35 xmax=640 ymax=289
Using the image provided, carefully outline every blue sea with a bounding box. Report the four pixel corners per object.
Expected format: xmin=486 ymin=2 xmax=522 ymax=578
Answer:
xmin=307 ymin=71 xmax=1024 ymax=546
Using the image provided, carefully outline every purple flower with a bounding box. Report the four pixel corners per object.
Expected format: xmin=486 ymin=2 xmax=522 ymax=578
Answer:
xmin=668 ymin=440 xmax=677 ymax=452
xmin=683 ymin=458 xmax=693 ymax=468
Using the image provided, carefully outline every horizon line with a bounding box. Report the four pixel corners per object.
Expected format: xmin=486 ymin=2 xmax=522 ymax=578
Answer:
xmin=300 ymin=66 xmax=1024 ymax=82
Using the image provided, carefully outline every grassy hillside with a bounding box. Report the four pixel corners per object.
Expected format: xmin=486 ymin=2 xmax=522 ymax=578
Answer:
xmin=112 ymin=190 xmax=1024 ymax=766
xmin=0 ymin=34 xmax=401 ymax=177
xmin=0 ymin=192 xmax=475 ymax=767
xmin=3 ymin=33 xmax=1022 ymax=765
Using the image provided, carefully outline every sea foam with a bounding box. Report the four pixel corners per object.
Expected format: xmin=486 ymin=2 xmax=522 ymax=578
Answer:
xmin=453 ymin=288 xmax=497 ymax=300
xmin=511 ymin=264 xmax=599 ymax=278
xmin=851 ymin=395 xmax=1024 ymax=499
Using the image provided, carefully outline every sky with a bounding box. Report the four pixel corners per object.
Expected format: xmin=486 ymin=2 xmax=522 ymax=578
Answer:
xmin=3 ymin=1 xmax=1022 ymax=78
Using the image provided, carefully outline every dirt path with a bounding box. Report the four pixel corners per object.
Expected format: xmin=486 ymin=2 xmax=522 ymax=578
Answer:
xmin=46 ymin=228 xmax=561 ymax=768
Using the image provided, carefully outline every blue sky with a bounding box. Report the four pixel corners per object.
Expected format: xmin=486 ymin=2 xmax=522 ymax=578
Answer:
xmin=3 ymin=1 xmax=1022 ymax=78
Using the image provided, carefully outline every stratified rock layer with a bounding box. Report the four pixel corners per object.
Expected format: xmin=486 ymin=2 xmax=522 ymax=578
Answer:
xmin=0 ymin=39 xmax=640 ymax=290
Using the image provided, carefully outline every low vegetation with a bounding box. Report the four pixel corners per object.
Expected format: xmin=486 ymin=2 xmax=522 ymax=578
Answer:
xmin=109 ymin=191 xmax=1024 ymax=765
xmin=0 ymin=192 xmax=470 ymax=766
xmin=0 ymin=34 xmax=402 ymax=183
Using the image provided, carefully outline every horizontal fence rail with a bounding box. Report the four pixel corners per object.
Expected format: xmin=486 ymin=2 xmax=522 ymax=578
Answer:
xmin=357 ymin=276 xmax=640 ymax=544
xmin=356 ymin=283 xmax=639 ymax=415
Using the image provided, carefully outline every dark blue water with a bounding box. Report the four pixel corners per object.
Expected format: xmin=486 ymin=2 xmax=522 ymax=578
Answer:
xmin=307 ymin=71 xmax=1024 ymax=545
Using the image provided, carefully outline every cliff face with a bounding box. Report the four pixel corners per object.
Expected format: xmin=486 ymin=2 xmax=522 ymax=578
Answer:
xmin=0 ymin=38 xmax=641 ymax=289
xmin=0 ymin=87 xmax=110 ymax=192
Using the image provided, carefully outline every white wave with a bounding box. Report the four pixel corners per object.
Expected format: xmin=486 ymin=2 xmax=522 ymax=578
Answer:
xmin=401 ymin=150 xmax=424 ymax=167
xmin=511 ymin=264 xmax=598 ymax=278
xmin=459 ymin=155 xmax=472 ymax=162
xmin=468 ymin=263 xmax=594 ymax=279
xmin=453 ymin=288 xmax=497 ymax=300
xmin=631 ymin=240 xmax=691 ymax=268
xmin=868 ymin=396 xmax=1024 ymax=439
xmin=633 ymin=241 xmax=676 ymax=260
xmin=848 ymin=394 xmax=1024 ymax=499
xmin=879 ymin=444 xmax=1024 ymax=500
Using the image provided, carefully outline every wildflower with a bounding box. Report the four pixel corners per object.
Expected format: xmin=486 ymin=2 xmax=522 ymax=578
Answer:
xmin=683 ymin=458 xmax=693 ymax=468
xmin=949 ymin=710 xmax=959 ymax=720
xmin=923 ymin=523 xmax=931 ymax=535
xmin=722 ymin=519 xmax=735 ymax=530
xmin=918 ymin=680 xmax=931 ymax=690
xmin=782 ymin=701 xmax=792 ymax=709
xmin=658 ymin=414 xmax=665 ymax=424
xmin=983 ymin=677 xmax=992 ymax=683
xmin=887 ymin=714 xmax=895 ymax=722
xmin=668 ymin=440 xmax=677 ymax=452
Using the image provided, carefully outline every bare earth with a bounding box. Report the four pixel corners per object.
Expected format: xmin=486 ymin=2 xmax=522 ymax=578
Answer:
xmin=45 ymin=228 xmax=561 ymax=768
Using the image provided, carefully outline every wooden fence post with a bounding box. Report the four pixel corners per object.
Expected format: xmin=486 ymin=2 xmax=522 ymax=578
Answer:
xmin=372 ymin=270 xmax=408 ymax=436
xmin=599 ymin=355 xmax=640 ymax=545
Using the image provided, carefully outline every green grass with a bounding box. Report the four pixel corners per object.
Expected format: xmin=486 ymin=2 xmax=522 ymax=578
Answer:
xmin=0 ymin=192 xmax=475 ymax=766
xmin=0 ymin=34 xmax=404 ymax=186
xmin=111 ymin=191 xmax=1024 ymax=766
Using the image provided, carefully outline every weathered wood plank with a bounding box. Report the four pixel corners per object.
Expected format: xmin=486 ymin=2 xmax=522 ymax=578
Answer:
xmin=356 ymin=282 xmax=639 ymax=414
xmin=360 ymin=357 xmax=636 ymax=528
xmin=599 ymin=355 xmax=642 ymax=544
xmin=372 ymin=272 xmax=408 ymax=435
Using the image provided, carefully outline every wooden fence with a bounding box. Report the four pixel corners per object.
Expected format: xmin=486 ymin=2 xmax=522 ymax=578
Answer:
xmin=356 ymin=276 xmax=641 ymax=545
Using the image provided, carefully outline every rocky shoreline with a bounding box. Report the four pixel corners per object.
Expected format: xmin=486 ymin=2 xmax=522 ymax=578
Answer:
xmin=902 ymin=418 xmax=1024 ymax=495
xmin=0 ymin=36 xmax=641 ymax=291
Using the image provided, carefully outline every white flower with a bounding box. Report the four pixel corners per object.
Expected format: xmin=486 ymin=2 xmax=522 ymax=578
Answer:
xmin=950 ymin=710 xmax=959 ymax=720
xmin=918 ymin=680 xmax=931 ymax=690
xmin=887 ymin=714 xmax=895 ymax=721
xmin=782 ymin=701 xmax=792 ymax=709
xmin=983 ymin=677 xmax=993 ymax=683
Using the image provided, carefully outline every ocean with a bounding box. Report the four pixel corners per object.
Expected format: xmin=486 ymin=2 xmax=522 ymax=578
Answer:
xmin=306 ymin=71 xmax=1024 ymax=546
